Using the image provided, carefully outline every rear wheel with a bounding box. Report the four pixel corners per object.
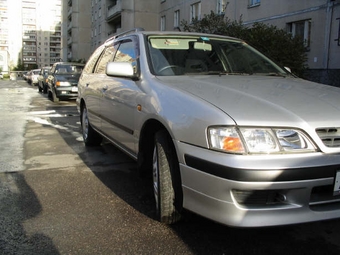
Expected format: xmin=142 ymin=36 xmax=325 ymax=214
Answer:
xmin=81 ymin=105 xmax=102 ymax=146
xmin=153 ymin=130 xmax=182 ymax=224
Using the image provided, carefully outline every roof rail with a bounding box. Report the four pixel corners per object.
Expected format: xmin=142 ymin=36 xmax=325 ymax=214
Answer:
xmin=105 ymin=27 xmax=145 ymax=44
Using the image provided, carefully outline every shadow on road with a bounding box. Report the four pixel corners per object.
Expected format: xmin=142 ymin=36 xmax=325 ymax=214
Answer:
xmin=46 ymin=103 xmax=340 ymax=255
xmin=0 ymin=172 xmax=59 ymax=255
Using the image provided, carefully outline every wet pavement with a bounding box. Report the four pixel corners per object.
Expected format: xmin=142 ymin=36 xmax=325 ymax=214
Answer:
xmin=1 ymin=79 xmax=340 ymax=255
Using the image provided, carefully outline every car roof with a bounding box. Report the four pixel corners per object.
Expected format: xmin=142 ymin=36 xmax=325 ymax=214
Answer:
xmin=53 ymin=62 xmax=85 ymax=66
xmin=104 ymin=28 xmax=243 ymax=44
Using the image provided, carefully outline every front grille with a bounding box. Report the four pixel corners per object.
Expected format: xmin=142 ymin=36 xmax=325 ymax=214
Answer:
xmin=316 ymin=127 xmax=340 ymax=147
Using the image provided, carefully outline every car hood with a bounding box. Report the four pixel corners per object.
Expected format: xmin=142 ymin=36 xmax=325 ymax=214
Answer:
xmin=157 ymin=75 xmax=340 ymax=128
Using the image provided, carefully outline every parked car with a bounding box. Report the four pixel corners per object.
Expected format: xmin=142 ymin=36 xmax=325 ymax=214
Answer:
xmin=26 ymin=71 xmax=32 ymax=84
xmin=38 ymin=66 xmax=52 ymax=93
xmin=29 ymin=69 xmax=41 ymax=85
xmin=47 ymin=62 xmax=84 ymax=102
xmin=23 ymin=71 xmax=29 ymax=81
xmin=77 ymin=29 xmax=340 ymax=227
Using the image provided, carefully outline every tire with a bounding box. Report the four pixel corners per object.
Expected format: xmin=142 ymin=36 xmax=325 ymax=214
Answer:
xmin=153 ymin=130 xmax=182 ymax=224
xmin=52 ymin=89 xmax=59 ymax=102
xmin=81 ymin=105 xmax=103 ymax=146
xmin=43 ymin=84 xmax=47 ymax=94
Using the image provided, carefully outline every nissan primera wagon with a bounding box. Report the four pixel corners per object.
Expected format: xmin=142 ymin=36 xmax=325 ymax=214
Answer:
xmin=77 ymin=29 xmax=340 ymax=227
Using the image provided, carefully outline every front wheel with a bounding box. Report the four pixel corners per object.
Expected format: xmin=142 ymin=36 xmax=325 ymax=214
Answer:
xmin=52 ymin=89 xmax=59 ymax=102
xmin=153 ymin=130 xmax=182 ymax=224
xmin=81 ymin=105 xmax=102 ymax=146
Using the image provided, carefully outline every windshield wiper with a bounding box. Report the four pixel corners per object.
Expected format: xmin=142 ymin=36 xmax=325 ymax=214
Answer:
xmin=206 ymin=71 xmax=252 ymax=76
xmin=263 ymin=72 xmax=288 ymax=77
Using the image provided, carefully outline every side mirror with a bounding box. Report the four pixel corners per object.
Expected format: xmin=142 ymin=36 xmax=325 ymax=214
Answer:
xmin=106 ymin=62 xmax=137 ymax=79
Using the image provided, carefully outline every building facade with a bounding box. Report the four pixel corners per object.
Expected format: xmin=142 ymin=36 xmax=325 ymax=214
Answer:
xmin=93 ymin=0 xmax=159 ymax=52
xmin=0 ymin=0 xmax=22 ymax=72
xmin=159 ymin=0 xmax=340 ymax=85
xmin=62 ymin=0 xmax=91 ymax=62
xmin=0 ymin=0 xmax=62 ymax=71
xmin=62 ymin=0 xmax=159 ymax=61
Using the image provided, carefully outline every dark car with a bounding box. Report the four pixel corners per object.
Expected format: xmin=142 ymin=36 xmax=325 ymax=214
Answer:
xmin=38 ymin=66 xmax=52 ymax=94
xmin=47 ymin=62 xmax=84 ymax=102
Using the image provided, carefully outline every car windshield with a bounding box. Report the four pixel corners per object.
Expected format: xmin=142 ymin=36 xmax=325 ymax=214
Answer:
xmin=147 ymin=35 xmax=287 ymax=76
xmin=55 ymin=65 xmax=83 ymax=74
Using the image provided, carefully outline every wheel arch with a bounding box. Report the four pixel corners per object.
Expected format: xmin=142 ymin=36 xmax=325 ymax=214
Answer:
xmin=79 ymin=98 xmax=86 ymax=124
xmin=137 ymin=119 xmax=180 ymax=174
xmin=138 ymin=119 xmax=183 ymax=213
xmin=137 ymin=119 xmax=165 ymax=176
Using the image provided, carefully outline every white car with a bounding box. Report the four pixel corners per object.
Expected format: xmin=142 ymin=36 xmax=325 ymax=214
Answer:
xmin=30 ymin=69 xmax=41 ymax=86
xmin=77 ymin=29 xmax=340 ymax=227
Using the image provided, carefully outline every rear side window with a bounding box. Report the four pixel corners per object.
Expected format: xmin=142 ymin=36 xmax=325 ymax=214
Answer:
xmin=95 ymin=45 xmax=117 ymax=74
xmin=83 ymin=44 xmax=105 ymax=74
xmin=113 ymin=40 xmax=137 ymax=66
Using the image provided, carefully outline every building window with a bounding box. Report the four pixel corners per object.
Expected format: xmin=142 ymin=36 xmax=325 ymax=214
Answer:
xmin=161 ymin=15 xmax=166 ymax=31
xmin=190 ymin=2 xmax=201 ymax=21
xmin=248 ymin=0 xmax=260 ymax=7
xmin=174 ymin=10 xmax=180 ymax=28
xmin=217 ymin=0 xmax=227 ymax=14
xmin=287 ymin=20 xmax=311 ymax=48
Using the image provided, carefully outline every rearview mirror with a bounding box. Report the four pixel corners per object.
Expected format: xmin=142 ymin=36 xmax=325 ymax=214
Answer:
xmin=194 ymin=42 xmax=212 ymax=51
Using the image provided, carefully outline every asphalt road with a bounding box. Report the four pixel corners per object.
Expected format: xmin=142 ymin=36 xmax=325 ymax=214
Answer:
xmin=1 ymin=79 xmax=340 ymax=255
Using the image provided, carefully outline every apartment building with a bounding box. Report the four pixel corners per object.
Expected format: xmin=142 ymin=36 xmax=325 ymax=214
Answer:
xmin=62 ymin=0 xmax=159 ymax=61
xmin=0 ymin=0 xmax=62 ymax=71
xmin=61 ymin=0 xmax=91 ymax=62
xmin=22 ymin=0 xmax=62 ymax=69
xmin=91 ymin=0 xmax=158 ymax=52
xmin=0 ymin=0 xmax=9 ymax=72
xmin=0 ymin=0 xmax=22 ymax=72
xmin=35 ymin=0 xmax=62 ymax=67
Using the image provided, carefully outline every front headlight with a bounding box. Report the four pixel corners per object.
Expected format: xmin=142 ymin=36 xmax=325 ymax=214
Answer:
xmin=56 ymin=81 xmax=71 ymax=86
xmin=208 ymin=126 xmax=316 ymax=154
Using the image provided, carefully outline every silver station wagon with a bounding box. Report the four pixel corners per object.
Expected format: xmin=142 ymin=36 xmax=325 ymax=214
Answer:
xmin=77 ymin=29 xmax=340 ymax=227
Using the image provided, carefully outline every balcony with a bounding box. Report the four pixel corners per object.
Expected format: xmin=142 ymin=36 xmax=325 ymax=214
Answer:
xmin=107 ymin=0 xmax=121 ymax=22
xmin=68 ymin=6 xmax=73 ymax=17
xmin=67 ymin=22 xmax=72 ymax=31
xmin=50 ymin=37 xmax=61 ymax=43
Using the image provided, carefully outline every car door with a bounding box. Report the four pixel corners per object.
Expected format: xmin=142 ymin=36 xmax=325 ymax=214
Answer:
xmin=100 ymin=37 xmax=141 ymax=155
xmin=79 ymin=44 xmax=107 ymax=130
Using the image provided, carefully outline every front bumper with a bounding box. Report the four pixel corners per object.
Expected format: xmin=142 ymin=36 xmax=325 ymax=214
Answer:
xmin=178 ymin=142 xmax=340 ymax=227
xmin=55 ymin=86 xmax=78 ymax=98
